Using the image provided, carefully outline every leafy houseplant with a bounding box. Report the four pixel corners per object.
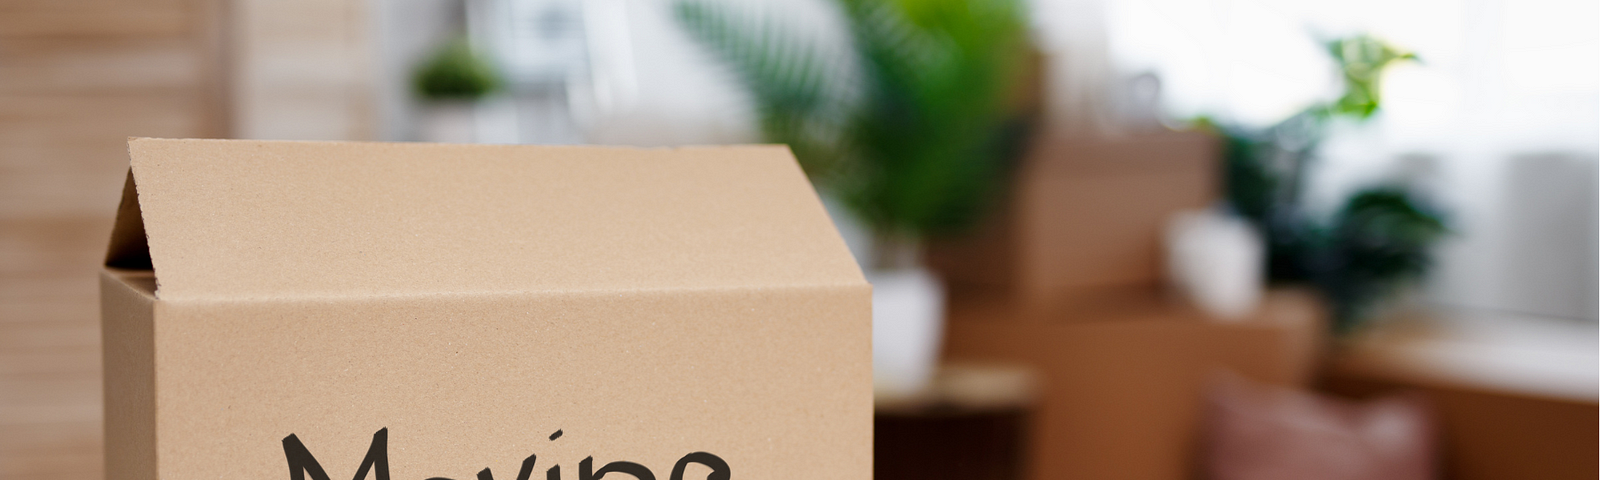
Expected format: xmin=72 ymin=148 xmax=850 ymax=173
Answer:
xmin=414 ymin=36 xmax=502 ymax=101
xmin=1313 ymin=187 xmax=1447 ymax=329
xmin=673 ymin=0 xmax=1033 ymax=268
xmin=674 ymin=0 xmax=1032 ymax=397
xmin=412 ymin=36 xmax=503 ymax=143
xmin=1202 ymin=34 xmax=1446 ymax=333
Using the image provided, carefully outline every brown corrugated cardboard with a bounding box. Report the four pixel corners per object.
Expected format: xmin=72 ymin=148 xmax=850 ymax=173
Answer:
xmin=943 ymin=288 xmax=1325 ymax=480
xmin=100 ymin=139 xmax=872 ymax=480
xmin=929 ymin=132 xmax=1218 ymax=314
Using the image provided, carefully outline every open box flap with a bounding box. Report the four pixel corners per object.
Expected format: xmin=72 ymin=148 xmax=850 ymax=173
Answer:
xmin=114 ymin=138 xmax=865 ymax=301
xmin=106 ymin=169 xmax=152 ymax=271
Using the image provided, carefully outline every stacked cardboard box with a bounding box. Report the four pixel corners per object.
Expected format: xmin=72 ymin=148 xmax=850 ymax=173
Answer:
xmin=929 ymin=132 xmax=1325 ymax=480
xmin=101 ymin=139 xmax=872 ymax=480
xmin=929 ymin=132 xmax=1218 ymax=316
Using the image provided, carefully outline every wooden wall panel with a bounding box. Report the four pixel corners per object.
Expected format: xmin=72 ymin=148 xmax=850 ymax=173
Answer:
xmin=0 ymin=0 xmax=226 ymax=479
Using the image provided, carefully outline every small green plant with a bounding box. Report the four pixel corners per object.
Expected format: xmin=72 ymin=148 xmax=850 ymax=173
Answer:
xmin=674 ymin=0 xmax=1033 ymax=265
xmin=1313 ymin=187 xmax=1448 ymax=331
xmin=1328 ymin=35 xmax=1418 ymax=120
xmin=413 ymin=36 xmax=502 ymax=101
xmin=1200 ymin=34 xmax=1444 ymax=332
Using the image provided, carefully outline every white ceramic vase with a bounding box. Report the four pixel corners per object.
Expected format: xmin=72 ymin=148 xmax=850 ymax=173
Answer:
xmin=417 ymin=101 xmax=478 ymax=143
xmin=870 ymin=266 xmax=946 ymax=400
xmin=1166 ymin=209 xmax=1265 ymax=320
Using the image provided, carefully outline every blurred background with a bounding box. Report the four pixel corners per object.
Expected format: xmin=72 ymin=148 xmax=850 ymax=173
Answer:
xmin=0 ymin=0 xmax=1594 ymax=479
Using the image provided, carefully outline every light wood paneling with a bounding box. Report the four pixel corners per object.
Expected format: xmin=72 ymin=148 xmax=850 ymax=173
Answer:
xmin=0 ymin=0 xmax=225 ymax=478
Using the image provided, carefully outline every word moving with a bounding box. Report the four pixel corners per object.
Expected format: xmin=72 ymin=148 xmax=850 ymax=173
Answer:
xmin=282 ymin=428 xmax=729 ymax=480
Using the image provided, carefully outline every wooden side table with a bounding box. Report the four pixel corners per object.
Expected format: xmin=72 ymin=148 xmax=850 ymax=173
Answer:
xmin=875 ymin=363 xmax=1039 ymax=480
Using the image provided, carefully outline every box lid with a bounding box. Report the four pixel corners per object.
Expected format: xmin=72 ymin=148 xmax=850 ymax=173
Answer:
xmin=107 ymin=138 xmax=864 ymax=301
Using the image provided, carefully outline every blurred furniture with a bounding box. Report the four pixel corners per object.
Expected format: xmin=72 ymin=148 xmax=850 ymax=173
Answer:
xmin=932 ymin=130 xmax=1329 ymax=480
xmin=1203 ymin=373 xmax=1438 ymax=480
xmin=876 ymin=363 xmax=1038 ymax=480
xmin=928 ymin=132 xmax=1217 ymax=315
xmin=1321 ymin=312 xmax=1599 ymax=480
xmin=0 ymin=1 xmax=227 ymax=479
xmin=944 ymin=289 xmax=1324 ymax=480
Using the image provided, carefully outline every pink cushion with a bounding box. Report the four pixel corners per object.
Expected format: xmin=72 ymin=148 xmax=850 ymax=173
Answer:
xmin=1202 ymin=374 xmax=1437 ymax=480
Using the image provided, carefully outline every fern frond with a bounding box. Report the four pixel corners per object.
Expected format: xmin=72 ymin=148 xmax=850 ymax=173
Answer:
xmin=675 ymin=0 xmax=1031 ymax=237
xmin=673 ymin=0 xmax=855 ymax=178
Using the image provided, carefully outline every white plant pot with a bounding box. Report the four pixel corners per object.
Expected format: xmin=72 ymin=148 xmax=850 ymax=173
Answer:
xmin=417 ymin=101 xmax=478 ymax=144
xmin=870 ymin=267 xmax=946 ymax=399
xmin=1166 ymin=209 xmax=1265 ymax=320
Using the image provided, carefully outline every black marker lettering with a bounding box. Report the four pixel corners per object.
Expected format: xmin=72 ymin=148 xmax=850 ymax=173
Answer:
xmin=669 ymin=452 xmax=729 ymax=480
xmin=280 ymin=428 xmax=722 ymax=480
xmin=580 ymin=457 xmax=656 ymax=480
xmin=282 ymin=428 xmax=389 ymax=480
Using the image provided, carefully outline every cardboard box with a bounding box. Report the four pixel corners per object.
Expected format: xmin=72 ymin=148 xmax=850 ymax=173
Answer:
xmin=928 ymin=132 xmax=1218 ymax=314
xmin=100 ymin=139 xmax=872 ymax=480
xmin=942 ymin=288 xmax=1325 ymax=480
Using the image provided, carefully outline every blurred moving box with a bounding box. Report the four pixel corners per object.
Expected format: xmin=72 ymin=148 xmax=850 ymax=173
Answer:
xmin=930 ymin=131 xmax=1325 ymax=480
xmin=100 ymin=139 xmax=872 ymax=480
xmin=929 ymin=132 xmax=1218 ymax=316
xmin=944 ymin=290 xmax=1324 ymax=480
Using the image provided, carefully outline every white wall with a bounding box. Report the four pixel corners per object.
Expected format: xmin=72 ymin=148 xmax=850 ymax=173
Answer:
xmin=1102 ymin=0 xmax=1600 ymax=321
xmin=372 ymin=0 xmax=1599 ymax=320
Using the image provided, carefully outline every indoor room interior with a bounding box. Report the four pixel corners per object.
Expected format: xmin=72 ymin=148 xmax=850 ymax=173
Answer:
xmin=1 ymin=0 xmax=1595 ymax=479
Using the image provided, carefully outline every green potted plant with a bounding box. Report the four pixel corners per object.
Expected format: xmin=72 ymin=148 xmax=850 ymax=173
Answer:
xmin=413 ymin=35 xmax=502 ymax=143
xmin=1200 ymin=34 xmax=1447 ymax=333
xmin=674 ymin=0 xmax=1033 ymax=397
